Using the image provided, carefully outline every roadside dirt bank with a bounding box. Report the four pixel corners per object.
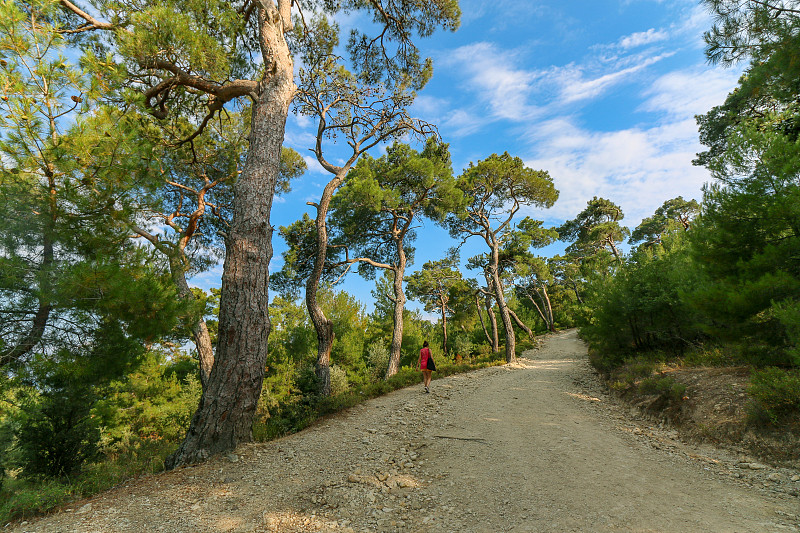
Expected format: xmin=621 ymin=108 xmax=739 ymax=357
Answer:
xmin=11 ymin=329 xmax=800 ymax=532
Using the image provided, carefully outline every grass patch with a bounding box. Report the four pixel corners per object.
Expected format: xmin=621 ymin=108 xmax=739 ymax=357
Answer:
xmin=0 ymin=438 xmax=176 ymax=524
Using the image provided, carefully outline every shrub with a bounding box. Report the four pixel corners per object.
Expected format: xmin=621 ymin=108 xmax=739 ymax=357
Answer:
xmin=365 ymin=341 xmax=390 ymax=382
xmin=329 ymin=365 xmax=350 ymax=396
xmin=15 ymin=384 xmax=100 ymax=480
xmin=453 ymin=336 xmax=473 ymax=360
xmin=638 ymin=376 xmax=687 ymax=402
xmin=747 ymin=367 xmax=800 ymax=425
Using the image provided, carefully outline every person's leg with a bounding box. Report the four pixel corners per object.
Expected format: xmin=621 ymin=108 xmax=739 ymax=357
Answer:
xmin=424 ymin=370 xmax=432 ymax=388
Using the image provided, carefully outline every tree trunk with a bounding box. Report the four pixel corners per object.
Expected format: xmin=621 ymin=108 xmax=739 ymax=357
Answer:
xmin=541 ymin=284 xmax=556 ymax=332
xmin=508 ymin=308 xmax=534 ymax=339
xmin=1 ymin=173 xmax=56 ymax=367
xmin=526 ymin=293 xmax=548 ymax=327
xmin=384 ymin=252 xmax=407 ymax=378
xmin=164 ymin=12 xmax=294 ymax=468
xmin=170 ymin=257 xmax=215 ymax=388
xmin=440 ymin=301 xmax=449 ymax=355
xmin=488 ymin=261 xmax=515 ymax=363
xmin=570 ymin=281 xmax=584 ymax=305
xmin=606 ymin=236 xmax=621 ymax=262
xmin=485 ymin=293 xmax=499 ymax=353
xmin=307 ymin=167 xmax=349 ymax=396
xmin=475 ymin=293 xmax=492 ymax=346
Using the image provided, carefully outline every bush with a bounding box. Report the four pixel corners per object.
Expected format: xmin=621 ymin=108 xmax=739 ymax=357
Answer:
xmin=747 ymin=367 xmax=800 ymax=425
xmin=366 ymin=341 xmax=390 ymax=382
xmin=15 ymin=385 xmax=100 ymax=480
xmin=329 ymin=365 xmax=349 ymax=395
xmin=638 ymin=376 xmax=687 ymax=402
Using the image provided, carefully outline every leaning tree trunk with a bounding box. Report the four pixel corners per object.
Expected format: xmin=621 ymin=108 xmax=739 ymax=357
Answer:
xmin=541 ymin=284 xmax=556 ymax=332
xmin=475 ymin=293 xmax=492 ymax=346
xmin=508 ymin=308 xmax=534 ymax=339
xmin=164 ymin=16 xmax=294 ymax=468
xmin=384 ymin=252 xmax=407 ymax=378
xmin=488 ymin=262 xmax=515 ymax=363
xmin=1 ymin=199 xmax=54 ymax=367
xmin=170 ymin=257 xmax=215 ymax=388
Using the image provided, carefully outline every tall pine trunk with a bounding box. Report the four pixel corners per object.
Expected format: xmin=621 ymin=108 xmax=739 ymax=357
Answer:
xmin=165 ymin=16 xmax=294 ymax=466
xmin=384 ymin=251 xmax=407 ymax=378
xmin=475 ymin=293 xmax=492 ymax=346
xmin=488 ymin=247 xmax=515 ymax=362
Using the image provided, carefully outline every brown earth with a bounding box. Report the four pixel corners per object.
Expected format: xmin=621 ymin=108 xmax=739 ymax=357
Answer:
xmin=10 ymin=329 xmax=800 ymax=532
xmin=616 ymin=365 xmax=800 ymax=467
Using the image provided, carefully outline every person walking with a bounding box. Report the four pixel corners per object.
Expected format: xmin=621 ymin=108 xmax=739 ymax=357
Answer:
xmin=419 ymin=340 xmax=435 ymax=393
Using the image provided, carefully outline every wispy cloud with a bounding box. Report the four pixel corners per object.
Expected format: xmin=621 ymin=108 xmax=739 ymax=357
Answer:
xmin=617 ymin=28 xmax=670 ymax=49
xmin=523 ymin=65 xmax=739 ymax=227
xmin=555 ymin=52 xmax=672 ymax=104
xmin=442 ymin=42 xmax=544 ymax=122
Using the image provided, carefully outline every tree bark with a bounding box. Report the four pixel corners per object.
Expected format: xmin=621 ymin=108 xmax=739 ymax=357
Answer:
xmin=307 ymin=167 xmax=349 ymax=395
xmin=164 ymin=8 xmax=294 ymax=468
xmin=440 ymin=300 xmax=449 ymax=355
xmin=541 ymin=284 xmax=556 ymax=332
xmin=384 ymin=253 xmax=407 ymax=378
xmin=475 ymin=293 xmax=492 ymax=346
xmin=485 ymin=293 xmax=499 ymax=353
xmin=508 ymin=308 xmax=534 ymax=339
xmin=485 ymin=246 xmax=515 ymax=362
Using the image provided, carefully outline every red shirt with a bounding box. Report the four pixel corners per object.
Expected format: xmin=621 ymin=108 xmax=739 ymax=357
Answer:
xmin=419 ymin=347 xmax=431 ymax=370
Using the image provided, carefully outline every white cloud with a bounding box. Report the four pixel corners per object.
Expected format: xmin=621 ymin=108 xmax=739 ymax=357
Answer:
xmin=524 ymin=118 xmax=713 ymax=227
xmin=523 ymin=65 xmax=740 ymax=228
xmin=442 ymin=42 xmax=544 ymax=122
xmin=617 ymin=28 xmax=670 ymax=50
xmin=639 ymin=67 xmax=741 ymax=118
xmin=555 ymin=52 xmax=672 ymax=104
xmin=302 ymin=155 xmax=327 ymax=175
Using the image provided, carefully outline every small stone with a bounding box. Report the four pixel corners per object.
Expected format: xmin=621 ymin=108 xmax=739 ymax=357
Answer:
xmin=768 ymin=473 xmax=782 ymax=482
xmin=790 ymin=475 xmax=800 ymax=482
xmin=77 ymin=503 xmax=92 ymax=514
xmin=226 ymin=453 xmax=239 ymax=463
xmin=749 ymin=463 xmax=766 ymax=470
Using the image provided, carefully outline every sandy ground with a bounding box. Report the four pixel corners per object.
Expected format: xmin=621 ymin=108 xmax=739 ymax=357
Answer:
xmin=12 ymin=329 xmax=800 ymax=532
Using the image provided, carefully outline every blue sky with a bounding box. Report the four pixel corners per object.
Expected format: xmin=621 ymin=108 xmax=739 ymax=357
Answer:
xmin=194 ymin=0 xmax=742 ymax=312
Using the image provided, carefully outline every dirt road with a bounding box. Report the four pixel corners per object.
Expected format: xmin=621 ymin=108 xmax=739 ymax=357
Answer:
xmin=14 ymin=329 xmax=800 ymax=532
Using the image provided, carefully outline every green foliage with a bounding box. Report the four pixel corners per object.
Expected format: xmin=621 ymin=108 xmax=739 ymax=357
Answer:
xmin=581 ymin=232 xmax=704 ymax=362
xmin=637 ymin=376 xmax=687 ymax=403
xmin=366 ymin=341 xmax=391 ymax=382
xmin=629 ymin=197 xmax=699 ymax=248
xmin=14 ymin=384 xmax=100 ymax=480
xmin=94 ymin=350 xmax=201 ymax=449
xmin=557 ymin=196 xmax=627 ymax=263
xmin=747 ymin=367 xmax=800 ymax=425
xmin=329 ymin=365 xmax=350 ymax=396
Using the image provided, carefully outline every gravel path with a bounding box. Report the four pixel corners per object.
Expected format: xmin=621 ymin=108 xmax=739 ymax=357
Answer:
xmin=13 ymin=329 xmax=800 ymax=532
